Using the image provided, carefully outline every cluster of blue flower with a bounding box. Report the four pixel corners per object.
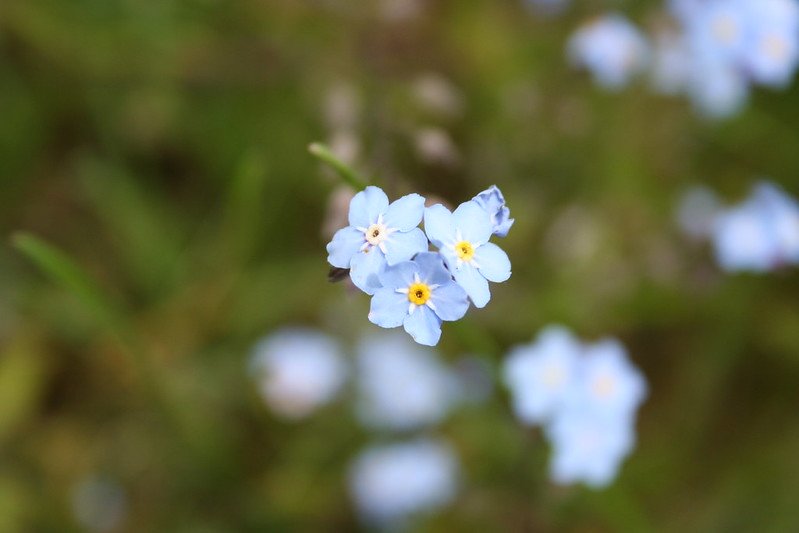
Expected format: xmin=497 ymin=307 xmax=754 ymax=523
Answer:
xmin=503 ymin=326 xmax=647 ymax=488
xmin=560 ymin=0 xmax=799 ymax=118
xmin=679 ymin=181 xmax=799 ymax=273
xmin=326 ymin=185 xmax=513 ymax=346
xmin=250 ymin=329 xmax=465 ymax=525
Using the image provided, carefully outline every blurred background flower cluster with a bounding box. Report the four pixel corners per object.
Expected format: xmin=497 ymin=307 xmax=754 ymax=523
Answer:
xmin=3 ymin=0 xmax=799 ymax=531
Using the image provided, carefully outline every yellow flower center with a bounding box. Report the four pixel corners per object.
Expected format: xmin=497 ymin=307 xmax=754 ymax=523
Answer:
xmin=592 ymin=375 xmax=616 ymax=399
xmin=407 ymin=282 xmax=431 ymax=305
xmin=455 ymin=241 xmax=475 ymax=261
xmin=763 ymin=34 xmax=788 ymax=60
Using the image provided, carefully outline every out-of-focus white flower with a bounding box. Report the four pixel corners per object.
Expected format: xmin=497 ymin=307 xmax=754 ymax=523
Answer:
xmin=412 ymin=73 xmax=464 ymax=117
xmin=356 ymin=333 xmax=458 ymax=431
xmin=565 ymin=339 xmax=648 ymax=423
xmin=349 ymin=438 xmax=459 ymax=525
xmin=711 ymin=181 xmax=799 ymax=272
xmin=503 ymin=326 xmax=582 ymax=425
xmin=250 ymin=328 xmax=347 ymax=420
xmin=547 ymin=412 xmax=636 ymax=488
xmin=71 ymin=475 xmax=128 ymax=532
xmin=676 ymin=185 xmax=722 ymax=240
xmin=568 ymin=14 xmax=650 ymax=90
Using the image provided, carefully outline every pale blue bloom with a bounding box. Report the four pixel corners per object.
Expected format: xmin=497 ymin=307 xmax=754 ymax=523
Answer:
xmin=565 ymin=339 xmax=647 ymax=423
xmin=712 ymin=181 xmax=799 ymax=272
xmin=368 ymin=252 xmax=469 ymax=346
xmin=676 ymin=185 xmax=722 ymax=239
xmin=72 ymin=476 xmax=128 ymax=532
xmin=424 ymin=201 xmax=511 ymax=308
xmin=546 ymin=411 xmax=636 ymax=488
xmin=349 ymin=438 xmax=459 ymax=525
xmin=568 ymin=14 xmax=650 ymax=90
xmin=502 ymin=326 xmax=582 ymax=425
xmin=356 ymin=333 xmax=458 ymax=430
xmin=327 ymin=186 xmax=428 ymax=294
xmin=249 ymin=328 xmax=347 ymax=419
xmin=472 ymin=185 xmax=514 ymax=238
xmin=741 ymin=0 xmax=799 ymax=87
xmin=524 ymin=0 xmax=570 ymax=17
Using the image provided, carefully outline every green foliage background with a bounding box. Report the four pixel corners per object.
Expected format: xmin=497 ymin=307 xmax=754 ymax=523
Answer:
xmin=2 ymin=0 xmax=799 ymax=531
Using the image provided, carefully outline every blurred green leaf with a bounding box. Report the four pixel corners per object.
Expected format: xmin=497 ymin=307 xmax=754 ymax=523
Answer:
xmin=12 ymin=232 xmax=125 ymax=330
xmin=308 ymin=142 xmax=368 ymax=191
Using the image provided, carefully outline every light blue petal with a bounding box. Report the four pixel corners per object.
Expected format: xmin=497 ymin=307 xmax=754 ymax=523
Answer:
xmin=378 ymin=260 xmax=419 ymax=290
xmin=452 ymin=201 xmax=493 ymax=245
xmin=423 ymin=204 xmax=455 ymax=247
xmin=384 ymin=227 xmax=429 ymax=266
xmin=430 ymin=282 xmax=469 ymax=321
xmin=348 ymin=186 xmax=389 ymax=228
xmin=453 ymin=263 xmax=490 ymax=308
xmin=383 ymin=193 xmax=425 ymax=232
xmin=493 ymin=207 xmax=515 ymax=237
xmin=350 ymin=247 xmax=386 ymax=295
xmin=368 ymin=288 xmax=408 ymax=328
xmin=403 ymin=305 xmax=442 ymax=346
xmin=326 ymin=226 xmax=365 ymax=268
xmin=474 ymin=242 xmax=511 ymax=282
xmin=414 ymin=252 xmax=454 ymax=286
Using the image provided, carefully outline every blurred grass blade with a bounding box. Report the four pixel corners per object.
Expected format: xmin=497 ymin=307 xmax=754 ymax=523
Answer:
xmin=12 ymin=232 xmax=124 ymax=328
xmin=308 ymin=142 xmax=368 ymax=190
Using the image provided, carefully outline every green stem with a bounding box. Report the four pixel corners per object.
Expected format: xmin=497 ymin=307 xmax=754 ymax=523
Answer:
xmin=308 ymin=142 xmax=369 ymax=191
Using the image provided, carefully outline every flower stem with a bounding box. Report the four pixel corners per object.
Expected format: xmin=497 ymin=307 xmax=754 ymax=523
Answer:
xmin=308 ymin=142 xmax=369 ymax=191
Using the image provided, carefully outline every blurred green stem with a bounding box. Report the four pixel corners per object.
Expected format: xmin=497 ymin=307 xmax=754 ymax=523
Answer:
xmin=12 ymin=232 xmax=196 ymax=443
xmin=308 ymin=142 xmax=368 ymax=190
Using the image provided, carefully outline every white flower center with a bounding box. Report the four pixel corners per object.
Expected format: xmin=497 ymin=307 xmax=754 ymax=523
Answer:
xmin=356 ymin=214 xmax=397 ymax=254
xmin=592 ymin=374 xmax=616 ymax=399
xmin=711 ymin=15 xmax=739 ymax=46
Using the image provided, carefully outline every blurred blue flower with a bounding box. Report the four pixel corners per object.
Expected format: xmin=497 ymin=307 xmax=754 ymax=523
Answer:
xmin=712 ymin=181 xmax=799 ymax=272
xmin=546 ymin=411 xmax=635 ymax=489
xmin=741 ymin=0 xmax=799 ymax=88
xmin=502 ymin=325 xmax=582 ymax=425
xmin=327 ymin=186 xmax=428 ymax=294
xmin=356 ymin=333 xmax=458 ymax=431
xmin=368 ymin=252 xmax=469 ymax=346
xmin=472 ymin=185 xmax=515 ymax=238
xmin=349 ymin=438 xmax=459 ymax=525
xmin=568 ymin=14 xmax=650 ymax=90
xmin=249 ymin=328 xmax=347 ymax=419
xmin=424 ymin=201 xmax=511 ymax=308
xmin=566 ymin=339 xmax=648 ymax=423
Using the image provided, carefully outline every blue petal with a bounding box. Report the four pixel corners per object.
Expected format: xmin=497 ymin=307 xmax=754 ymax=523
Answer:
xmin=475 ymin=242 xmax=511 ymax=282
xmin=384 ymin=227 xmax=429 ymax=266
xmin=452 ymin=201 xmax=493 ymax=245
xmin=430 ymin=282 xmax=469 ymax=321
xmin=349 ymin=186 xmax=389 ymax=228
xmin=493 ymin=207 xmax=515 ymax=237
xmin=383 ymin=193 xmax=425 ymax=232
xmin=423 ymin=204 xmax=455 ymax=247
xmin=413 ymin=252 xmax=455 ymax=286
xmin=326 ymin=226 xmax=365 ymax=268
xmin=369 ymin=288 xmax=408 ymax=328
xmin=403 ymin=305 xmax=442 ymax=346
xmin=378 ymin=260 xmax=419 ymax=290
xmin=350 ymin=247 xmax=386 ymax=295
xmin=453 ymin=263 xmax=490 ymax=308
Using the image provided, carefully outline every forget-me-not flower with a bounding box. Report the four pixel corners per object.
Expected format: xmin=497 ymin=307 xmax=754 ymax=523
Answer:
xmin=472 ymin=185 xmax=515 ymax=238
xmin=349 ymin=438 xmax=459 ymax=525
xmin=424 ymin=201 xmax=511 ymax=308
xmin=741 ymin=0 xmax=799 ymax=87
xmin=502 ymin=325 xmax=582 ymax=425
xmin=568 ymin=14 xmax=650 ymax=90
xmin=356 ymin=333 xmax=458 ymax=431
xmin=712 ymin=181 xmax=799 ymax=272
xmin=327 ymin=186 xmax=428 ymax=294
xmin=566 ymin=339 xmax=647 ymax=423
xmin=546 ymin=411 xmax=636 ymax=488
xmin=249 ymin=328 xmax=347 ymax=419
xmin=368 ymin=252 xmax=469 ymax=346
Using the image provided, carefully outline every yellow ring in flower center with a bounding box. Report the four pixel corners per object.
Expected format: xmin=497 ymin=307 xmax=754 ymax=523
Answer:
xmin=407 ymin=282 xmax=431 ymax=305
xmin=455 ymin=241 xmax=475 ymax=261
